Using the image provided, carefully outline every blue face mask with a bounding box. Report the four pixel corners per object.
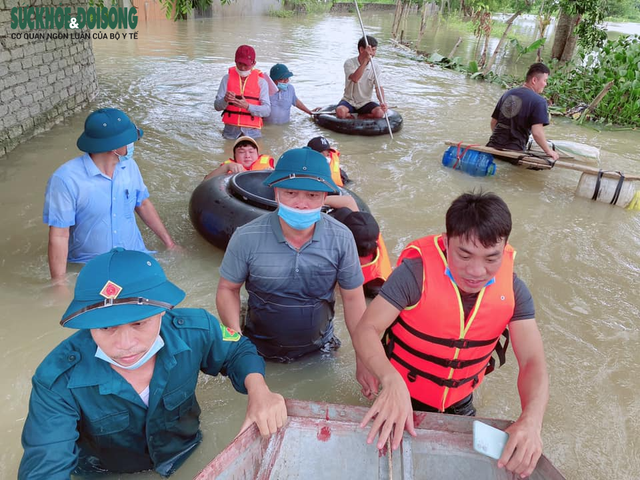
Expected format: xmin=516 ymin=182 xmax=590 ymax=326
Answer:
xmin=113 ymin=142 xmax=135 ymax=162
xmin=277 ymin=83 xmax=288 ymax=91
xmin=123 ymin=142 xmax=134 ymax=162
xmin=444 ymin=266 xmax=495 ymax=288
xmin=277 ymin=202 xmax=322 ymax=230
xmin=95 ymin=334 xmax=165 ymax=370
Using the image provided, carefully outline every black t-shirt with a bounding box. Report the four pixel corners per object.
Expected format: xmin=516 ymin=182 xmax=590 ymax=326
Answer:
xmin=487 ymin=86 xmax=549 ymax=151
xmin=379 ymin=257 xmax=535 ymax=322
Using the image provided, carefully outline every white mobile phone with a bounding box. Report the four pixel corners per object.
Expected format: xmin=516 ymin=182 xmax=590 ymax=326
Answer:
xmin=473 ymin=420 xmax=509 ymax=460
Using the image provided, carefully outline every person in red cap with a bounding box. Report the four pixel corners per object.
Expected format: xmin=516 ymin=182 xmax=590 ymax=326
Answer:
xmin=214 ymin=45 xmax=273 ymax=140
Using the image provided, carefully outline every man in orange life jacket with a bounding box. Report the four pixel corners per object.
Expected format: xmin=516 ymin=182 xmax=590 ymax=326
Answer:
xmin=214 ymin=45 xmax=272 ymax=140
xmin=307 ymin=136 xmax=349 ymax=187
xmin=203 ymin=136 xmax=274 ymax=181
xmin=330 ymin=206 xmax=392 ymax=298
xmin=352 ymin=192 xmax=548 ymax=479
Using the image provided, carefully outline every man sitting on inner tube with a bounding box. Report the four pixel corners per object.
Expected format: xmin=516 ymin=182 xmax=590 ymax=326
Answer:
xmin=329 ymin=206 xmax=392 ymax=299
xmin=335 ymin=35 xmax=388 ymax=120
xmin=215 ymin=147 xmax=378 ymax=397
xmin=204 ymin=136 xmax=275 ymax=181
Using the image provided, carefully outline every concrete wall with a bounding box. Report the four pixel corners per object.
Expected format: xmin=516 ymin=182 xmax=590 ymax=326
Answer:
xmin=0 ymin=0 xmax=98 ymax=157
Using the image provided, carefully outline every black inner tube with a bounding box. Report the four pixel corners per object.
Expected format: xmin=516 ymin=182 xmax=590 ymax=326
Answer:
xmin=230 ymin=171 xmax=278 ymax=210
xmin=229 ymin=170 xmax=365 ymax=212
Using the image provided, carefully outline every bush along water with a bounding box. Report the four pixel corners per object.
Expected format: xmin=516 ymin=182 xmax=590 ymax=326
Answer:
xmin=404 ymin=33 xmax=640 ymax=129
xmin=544 ymin=35 xmax=640 ymax=128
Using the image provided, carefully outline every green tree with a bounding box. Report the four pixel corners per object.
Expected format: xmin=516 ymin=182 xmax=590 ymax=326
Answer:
xmin=549 ymin=0 xmax=608 ymax=61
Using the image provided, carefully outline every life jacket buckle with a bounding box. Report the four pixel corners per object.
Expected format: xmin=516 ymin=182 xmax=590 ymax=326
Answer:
xmin=449 ymin=359 xmax=464 ymax=369
xmin=406 ymin=371 xmax=417 ymax=383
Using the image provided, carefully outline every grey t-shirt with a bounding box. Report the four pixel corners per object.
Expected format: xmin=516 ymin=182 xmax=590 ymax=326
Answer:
xmin=380 ymin=257 xmax=535 ymax=321
xmin=220 ymin=212 xmax=364 ymax=303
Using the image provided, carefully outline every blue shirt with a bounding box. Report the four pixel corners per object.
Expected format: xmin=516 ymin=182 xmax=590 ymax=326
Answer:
xmin=43 ymin=153 xmax=151 ymax=263
xmin=264 ymin=84 xmax=298 ymax=125
xmin=19 ymin=309 xmax=265 ymax=479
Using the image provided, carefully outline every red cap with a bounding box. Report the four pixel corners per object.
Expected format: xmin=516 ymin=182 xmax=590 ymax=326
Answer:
xmin=235 ymin=45 xmax=256 ymax=65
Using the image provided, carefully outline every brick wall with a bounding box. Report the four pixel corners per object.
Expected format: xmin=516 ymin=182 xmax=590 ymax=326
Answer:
xmin=0 ymin=0 xmax=98 ymax=157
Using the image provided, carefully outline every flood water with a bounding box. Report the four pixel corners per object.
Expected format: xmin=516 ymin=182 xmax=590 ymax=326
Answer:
xmin=1 ymin=11 xmax=639 ymax=480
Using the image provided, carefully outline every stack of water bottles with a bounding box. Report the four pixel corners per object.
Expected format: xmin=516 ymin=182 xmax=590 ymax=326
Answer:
xmin=442 ymin=145 xmax=497 ymax=177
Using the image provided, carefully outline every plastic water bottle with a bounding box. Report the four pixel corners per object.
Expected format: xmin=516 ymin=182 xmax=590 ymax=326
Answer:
xmin=442 ymin=146 xmax=497 ymax=177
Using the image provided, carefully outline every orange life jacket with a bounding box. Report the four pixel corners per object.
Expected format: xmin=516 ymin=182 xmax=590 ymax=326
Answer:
xmin=222 ymin=67 xmax=264 ymax=129
xmin=328 ymin=149 xmax=343 ymax=187
xmin=222 ymin=154 xmax=274 ymax=172
xmin=361 ymin=235 xmax=392 ymax=284
xmin=387 ymin=234 xmax=515 ymax=411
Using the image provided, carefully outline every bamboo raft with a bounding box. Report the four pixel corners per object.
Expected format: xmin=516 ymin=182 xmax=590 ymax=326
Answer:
xmin=444 ymin=141 xmax=640 ymax=181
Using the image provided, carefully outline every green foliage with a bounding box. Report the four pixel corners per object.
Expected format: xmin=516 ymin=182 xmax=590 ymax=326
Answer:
xmin=545 ymin=35 xmax=640 ymax=126
xmin=509 ymin=37 xmax=546 ymax=59
xmin=282 ymin=0 xmax=333 ymax=14
xmin=605 ymin=0 xmax=640 ymax=20
xmin=268 ymin=6 xmax=294 ymax=17
xmin=550 ymin=0 xmax=608 ymax=50
xmin=160 ymin=0 xmax=233 ymax=20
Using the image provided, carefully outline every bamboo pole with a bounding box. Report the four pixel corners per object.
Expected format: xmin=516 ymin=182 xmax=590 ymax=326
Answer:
xmin=444 ymin=141 xmax=640 ymax=181
xmin=353 ymin=0 xmax=394 ymax=139
xmin=579 ymin=80 xmax=614 ymax=123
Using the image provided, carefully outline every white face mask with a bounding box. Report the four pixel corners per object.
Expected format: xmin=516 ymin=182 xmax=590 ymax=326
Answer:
xmin=95 ymin=321 xmax=164 ymax=370
xmin=95 ymin=335 xmax=164 ymax=370
xmin=237 ymin=67 xmax=252 ymax=78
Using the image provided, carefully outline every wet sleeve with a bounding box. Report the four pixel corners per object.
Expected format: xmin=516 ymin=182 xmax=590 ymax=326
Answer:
xmin=214 ymin=75 xmax=229 ymax=111
xmin=529 ymin=95 xmax=549 ymax=126
xmin=200 ymin=311 xmax=266 ymax=394
xmin=219 ymin=228 xmax=250 ymax=284
xmin=290 ymin=85 xmax=298 ymax=106
xmin=18 ymin=378 xmax=80 ymax=480
xmin=129 ymin=160 xmax=150 ymax=206
xmin=42 ymin=174 xmax=76 ymax=228
xmin=379 ymin=258 xmax=423 ymax=311
xmin=511 ymin=273 xmax=535 ymax=321
xmin=337 ymin=232 xmax=365 ymax=290
xmin=247 ymin=78 xmax=271 ymax=118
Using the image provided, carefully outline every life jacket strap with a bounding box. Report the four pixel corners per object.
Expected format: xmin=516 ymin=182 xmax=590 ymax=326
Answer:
xmin=484 ymin=327 xmax=509 ymax=375
xmin=390 ymin=351 xmax=485 ymax=389
xmin=222 ymin=109 xmax=255 ymax=120
xmin=395 ymin=316 xmax=499 ymax=348
xmin=390 ymin=332 xmax=494 ymax=369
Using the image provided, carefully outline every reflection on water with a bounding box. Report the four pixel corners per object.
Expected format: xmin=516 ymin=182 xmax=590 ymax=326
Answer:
xmin=0 ymin=12 xmax=639 ymax=480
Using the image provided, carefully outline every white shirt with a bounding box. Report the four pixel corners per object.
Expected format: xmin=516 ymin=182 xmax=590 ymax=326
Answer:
xmin=139 ymin=385 xmax=150 ymax=407
xmin=341 ymin=56 xmax=382 ymax=109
